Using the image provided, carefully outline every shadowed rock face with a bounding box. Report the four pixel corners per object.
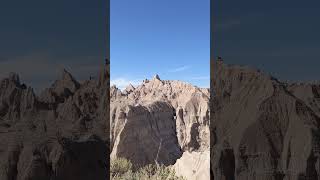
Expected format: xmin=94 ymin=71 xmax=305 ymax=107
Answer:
xmin=211 ymin=60 xmax=320 ymax=180
xmin=110 ymin=75 xmax=210 ymax=176
xmin=0 ymin=62 xmax=109 ymax=180
xmin=111 ymin=101 xmax=182 ymax=169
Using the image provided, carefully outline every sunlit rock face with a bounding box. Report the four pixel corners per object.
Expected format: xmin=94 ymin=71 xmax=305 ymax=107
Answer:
xmin=211 ymin=60 xmax=320 ymax=180
xmin=110 ymin=75 xmax=210 ymax=178
xmin=173 ymin=151 xmax=210 ymax=180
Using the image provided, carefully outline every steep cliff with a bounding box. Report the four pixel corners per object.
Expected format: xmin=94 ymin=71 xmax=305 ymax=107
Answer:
xmin=110 ymin=75 xmax=210 ymax=179
xmin=211 ymin=60 xmax=320 ymax=180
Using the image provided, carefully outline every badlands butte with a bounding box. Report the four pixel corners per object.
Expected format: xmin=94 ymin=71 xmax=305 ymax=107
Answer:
xmin=110 ymin=74 xmax=210 ymax=179
xmin=212 ymin=60 xmax=320 ymax=180
xmin=2 ymin=58 xmax=320 ymax=180
xmin=0 ymin=61 xmax=110 ymax=180
xmin=0 ymin=58 xmax=210 ymax=180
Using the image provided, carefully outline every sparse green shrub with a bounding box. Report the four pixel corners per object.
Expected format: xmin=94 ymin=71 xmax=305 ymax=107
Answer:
xmin=110 ymin=158 xmax=186 ymax=180
xmin=110 ymin=157 xmax=133 ymax=177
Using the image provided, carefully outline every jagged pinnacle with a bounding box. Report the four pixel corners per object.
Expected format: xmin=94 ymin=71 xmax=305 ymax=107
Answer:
xmin=61 ymin=68 xmax=74 ymax=81
xmin=153 ymin=74 xmax=161 ymax=80
xmin=8 ymin=72 xmax=20 ymax=84
xmin=125 ymin=83 xmax=135 ymax=91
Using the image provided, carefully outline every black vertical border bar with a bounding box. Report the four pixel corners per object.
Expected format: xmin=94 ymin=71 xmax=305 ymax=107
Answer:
xmin=210 ymin=0 xmax=214 ymax=179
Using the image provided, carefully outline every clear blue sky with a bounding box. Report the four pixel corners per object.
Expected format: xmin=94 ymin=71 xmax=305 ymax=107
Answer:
xmin=213 ymin=0 xmax=320 ymax=82
xmin=111 ymin=0 xmax=210 ymax=89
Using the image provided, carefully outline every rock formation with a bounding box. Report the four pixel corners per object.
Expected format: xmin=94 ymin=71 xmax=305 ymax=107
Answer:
xmin=173 ymin=151 xmax=210 ymax=180
xmin=0 ymin=61 xmax=109 ymax=180
xmin=211 ymin=60 xmax=320 ymax=180
xmin=110 ymin=75 xmax=210 ymax=178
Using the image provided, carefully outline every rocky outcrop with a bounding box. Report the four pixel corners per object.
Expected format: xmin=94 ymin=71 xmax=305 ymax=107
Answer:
xmin=110 ymin=75 xmax=210 ymax=176
xmin=211 ymin=60 xmax=320 ymax=180
xmin=288 ymin=83 xmax=320 ymax=118
xmin=39 ymin=69 xmax=80 ymax=104
xmin=110 ymin=101 xmax=182 ymax=169
xmin=0 ymin=61 xmax=109 ymax=180
xmin=123 ymin=84 xmax=135 ymax=94
xmin=173 ymin=151 xmax=210 ymax=180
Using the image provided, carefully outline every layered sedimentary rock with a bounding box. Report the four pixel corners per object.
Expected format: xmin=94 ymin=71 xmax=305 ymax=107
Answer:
xmin=111 ymin=101 xmax=182 ymax=169
xmin=0 ymin=61 xmax=109 ymax=180
xmin=110 ymin=75 xmax=210 ymax=177
xmin=211 ymin=60 xmax=320 ymax=180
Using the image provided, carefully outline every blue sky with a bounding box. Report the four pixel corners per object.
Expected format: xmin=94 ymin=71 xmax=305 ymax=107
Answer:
xmin=0 ymin=0 xmax=107 ymax=92
xmin=213 ymin=0 xmax=320 ymax=81
xmin=111 ymin=0 xmax=210 ymax=89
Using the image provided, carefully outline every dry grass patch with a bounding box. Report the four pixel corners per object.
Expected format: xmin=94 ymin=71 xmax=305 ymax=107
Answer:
xmin=110 ymin=158 xmax=185 ymax=180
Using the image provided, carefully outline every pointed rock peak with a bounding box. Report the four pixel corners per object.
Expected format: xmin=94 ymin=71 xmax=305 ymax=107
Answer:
xmin=50 ymin=68 xmax=80 ymax=94
xmin=143 ymin=79 xmax=149 ymax=83
xmin=111 ymin=84 xmax=117 ymax=89
xmin=8 ymin=72 xmax=20 ymax=84
xmin=125 ymin=83 xmax=135 ymax=92
xmin=61 ymin=68 xmax=74 ymax=80
xmin=152 ymin=74 xmax=161 ymax=81
xmin=127 ymin=83 xmax=135 ymax=89
xmin=98 ymin=58 xmax=109 ymax=87
xmin=60 ymin=68 xmax=80 ymax=86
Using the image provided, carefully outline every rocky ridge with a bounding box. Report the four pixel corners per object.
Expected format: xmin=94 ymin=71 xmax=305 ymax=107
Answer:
xmin=0 ymin=60 xmax=109 ymax=180
xmin=211 ymin=59 xmax=320 ymax=180
xmin=110 ymin=75 xmax=210 ymax=178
